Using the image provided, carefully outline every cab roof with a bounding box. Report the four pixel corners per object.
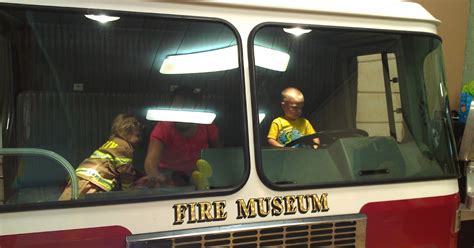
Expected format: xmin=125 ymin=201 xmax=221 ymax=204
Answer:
xmin=0 ymin=0 xmax=440 ymax=26
xmin=160 ymin=0 xmax=440 ymax=25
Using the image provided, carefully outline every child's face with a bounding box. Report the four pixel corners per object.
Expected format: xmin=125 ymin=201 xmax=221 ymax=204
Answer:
xmin=282 ymin=97 xmax=304 ymax=121
xmin=127 ymin=130 xmax=142 ymax=146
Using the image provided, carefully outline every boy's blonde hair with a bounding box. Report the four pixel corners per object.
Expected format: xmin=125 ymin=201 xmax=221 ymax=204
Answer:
xmin=281 ymin=87 xmax=304 ymax=103
xmin=110 ymin=114 xmax=144 ymax=140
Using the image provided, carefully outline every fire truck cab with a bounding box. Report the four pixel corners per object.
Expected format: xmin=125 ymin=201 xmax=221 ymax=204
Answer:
xmin=0 ymin=1 xmax=468 ymax=247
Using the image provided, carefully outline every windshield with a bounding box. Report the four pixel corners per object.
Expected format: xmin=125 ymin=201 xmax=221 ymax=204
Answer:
xmin=252 ymin=25 xmax=458 ymax=188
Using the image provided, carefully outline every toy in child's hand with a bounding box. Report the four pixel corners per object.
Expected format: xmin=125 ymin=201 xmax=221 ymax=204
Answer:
xmin=191 ymin=159 xmax=213 ymax=190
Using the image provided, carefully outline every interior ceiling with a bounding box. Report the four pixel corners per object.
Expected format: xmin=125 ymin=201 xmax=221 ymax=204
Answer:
xmin=10 ymin=9 xmax=241 ymax=94
xmin=5 ymin=8 xmax=400 ymax=98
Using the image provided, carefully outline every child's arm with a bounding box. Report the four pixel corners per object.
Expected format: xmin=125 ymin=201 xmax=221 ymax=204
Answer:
xmin=117 ymin=165 xmax=136 ymax=190
xmin=305 ymin=118 xmax=319 ymax=149
xmin=267 ymin=120 xmax=284 ymax=147
xmin=106 ymin=142 xmax=137 ymax=190
xmin=268 ymin=138 xmax=284 ymax=147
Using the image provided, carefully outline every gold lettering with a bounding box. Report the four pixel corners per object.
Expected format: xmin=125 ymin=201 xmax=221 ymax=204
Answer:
xmin=236 ymin=198 xmax=257 ymax=219
xmin=308 ymin=193 xmax=329 ymax=212
xmin=257 ymin=197 xmax=271 ymax=217
xmin=284 ymin=195 xmax=297 ymax=215
xmin=296 ymin=195 xmax=309 ymax=214
xmin=271 ymin=197 xmax=284 ymax=216
xmin=320 ymin=193 xmax=329 ymax=211
xmin=198 ymin=202 xmax=214 ymax=221
xmin=187 ymin=202 xmax=198 ymax=223
xmin=213 ymin=201 xmax=227 ymax=221
xmin=173 ymin=203 xmax=187 ymax=225
xmin=176 ymin=195 xmax=330 ymax=224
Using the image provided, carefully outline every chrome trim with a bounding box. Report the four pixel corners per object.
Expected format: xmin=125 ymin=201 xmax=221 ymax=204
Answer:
xmin=0 ymin=148 xmax=79 ymax=199
xmin=466 ymin=193 xmax=474 ymax=210
xmin=455 ymin=207 xmax=461 ymax=233
xmin=127 ymin=214 xmax=367 ymax=247
xmin=460 ymin=203 xmax=474 ymax=222
xmin=465 ymin=162 xmax=474 ymax=209
xmin=459 ymin=100 xmax=474 ymax=161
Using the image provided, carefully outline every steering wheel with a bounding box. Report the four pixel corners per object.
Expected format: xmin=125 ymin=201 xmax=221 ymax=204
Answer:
xmin=284 ymin=129 xmax=369 ymax=148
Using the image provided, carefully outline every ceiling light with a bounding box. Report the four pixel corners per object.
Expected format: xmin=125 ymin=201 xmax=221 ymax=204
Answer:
xmin=160 ymin=45 xmax=290 ymax=74
xmin=85 ymin=14 xmax=120 ymax=24
xmin=254 ymin=46 xmax=290 ymax=72
xmin=283 ymin=27 xmax=312 ymax=36
xmin=146 ymin=109 xmax=216 ymax=124
xmin=160 ymin=46 xmax=239 ymax=74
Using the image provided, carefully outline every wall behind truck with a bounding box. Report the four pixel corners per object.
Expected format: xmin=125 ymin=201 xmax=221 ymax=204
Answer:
xmin=410 ymin=0 xmax=469 ymax=110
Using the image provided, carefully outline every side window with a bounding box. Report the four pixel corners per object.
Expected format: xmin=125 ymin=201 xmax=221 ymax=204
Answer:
xmin=423 ymin=46 xmax=446 ymax=118
xmin=252 ymin=25 xmax=457 ymax=189
xmin=0 ymin=6 xmax=246 ymax=206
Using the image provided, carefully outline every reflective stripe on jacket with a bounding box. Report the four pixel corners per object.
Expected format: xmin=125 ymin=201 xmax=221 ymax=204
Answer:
xmin=74 ymin=137 xmax=136 ymax=191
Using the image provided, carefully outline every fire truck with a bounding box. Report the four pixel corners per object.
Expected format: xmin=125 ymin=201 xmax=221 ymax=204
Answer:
xmin=0 ymin=0 xmax=473 ymax=247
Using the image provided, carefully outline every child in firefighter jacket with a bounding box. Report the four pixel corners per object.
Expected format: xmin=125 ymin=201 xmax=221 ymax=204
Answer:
xmin=59 ymin=114 xmax=144 ymax=200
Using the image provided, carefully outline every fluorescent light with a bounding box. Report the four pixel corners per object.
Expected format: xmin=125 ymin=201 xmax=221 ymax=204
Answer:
xmin=85 ymin=14 xmax=120 ymax=24
xmin=283 ymin=27 xmax=312 ymax=36
xmin=160 ymin=46 xmax=238 ymax=74
xmin=146 ymin=109 xmax=216 ymax=124
xmin=254 ymin=46 xmax=290 ymax=72
xmin=259 ymin=113 xmax=266 ymax=123
xmin=160 ymin=45 xmax=290 ymax=74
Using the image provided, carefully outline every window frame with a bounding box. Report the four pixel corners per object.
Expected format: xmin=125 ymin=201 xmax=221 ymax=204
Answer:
xmin=248 ymin=22 xmax=460 ymax=192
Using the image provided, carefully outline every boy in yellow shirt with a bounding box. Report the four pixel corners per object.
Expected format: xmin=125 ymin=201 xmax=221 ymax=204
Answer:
xmin=267 ymin=87 xmax=319 ymax=148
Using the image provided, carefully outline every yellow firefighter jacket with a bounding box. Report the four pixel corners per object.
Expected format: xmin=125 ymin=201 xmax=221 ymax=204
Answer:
xmin=75 ymin=137 xmax=137 ymax=191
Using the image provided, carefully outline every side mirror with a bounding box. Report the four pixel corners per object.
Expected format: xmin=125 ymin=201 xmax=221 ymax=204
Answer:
xmin=459 ymin=100 xmax=474 ymax=206
xmin=466 ymin=162 xmax=474 ymax=209
xmin=458 ymin=101 xmax=474 ymax=223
